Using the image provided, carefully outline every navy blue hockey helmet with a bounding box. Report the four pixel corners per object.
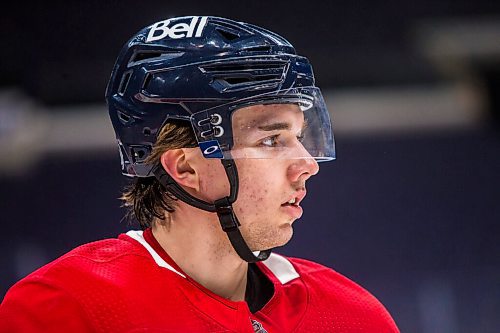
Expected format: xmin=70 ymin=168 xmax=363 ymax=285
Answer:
xmin=106 ymin=16 xmax=335 ymax=178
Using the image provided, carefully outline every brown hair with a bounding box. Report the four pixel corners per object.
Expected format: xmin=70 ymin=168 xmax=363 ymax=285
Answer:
xmin=121 ymin=119 xmax=197 ymax=229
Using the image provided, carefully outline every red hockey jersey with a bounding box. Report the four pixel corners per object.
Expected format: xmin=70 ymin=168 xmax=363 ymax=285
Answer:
xmin=0 ymin=229 xmax=399 ymax=332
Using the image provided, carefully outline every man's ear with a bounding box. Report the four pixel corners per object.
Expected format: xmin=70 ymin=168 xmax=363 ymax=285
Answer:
xmin=160 ymin=149 xmax=200 ymax=191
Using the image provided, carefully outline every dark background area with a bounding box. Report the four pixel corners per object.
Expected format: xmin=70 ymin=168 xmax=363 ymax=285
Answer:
xmin=1 ymin=1 xmax=500 ymax=332
xmin=5 ymin=0 xmax=500 ymax=105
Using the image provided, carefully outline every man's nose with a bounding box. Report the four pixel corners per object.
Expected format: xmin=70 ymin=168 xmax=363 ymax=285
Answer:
xmin=287 ymin=156 xmax=320 ymax=183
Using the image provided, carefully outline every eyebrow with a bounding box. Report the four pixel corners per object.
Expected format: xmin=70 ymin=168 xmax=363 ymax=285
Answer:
xmin=257 ymin=122 xmax=291 ymax=131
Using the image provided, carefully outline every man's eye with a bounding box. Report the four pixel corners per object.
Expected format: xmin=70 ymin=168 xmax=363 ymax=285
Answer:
xmin=297 ymin=134 xmax=305 ymax=143
xmin=261 ymin=135 xmax=279 ymax=147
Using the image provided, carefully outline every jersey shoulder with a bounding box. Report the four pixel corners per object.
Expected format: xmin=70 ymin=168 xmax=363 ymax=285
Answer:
xmin=287 ymin=256 xmax=374 ymax=295
xmin=20 ymin=235 xmax=150 ymax=283
xmin=2 ymin=235 xmax=159 ymax=308
xmin=286 ymin=256 xmax=400 ymax=332
xmin=0 ymin=237 xmax=145 ymax=331
xmin=0 ymin=235 xmax=195 ymax=332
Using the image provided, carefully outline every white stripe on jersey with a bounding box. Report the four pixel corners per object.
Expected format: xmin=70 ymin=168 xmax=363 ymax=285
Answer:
xmin=262 ymin=253 xmax=300 ymax=284
xmin=126 ymin=230 xmax=186 ymax=278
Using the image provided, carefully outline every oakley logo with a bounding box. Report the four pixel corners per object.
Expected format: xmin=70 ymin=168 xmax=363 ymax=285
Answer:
xmin=146 ymin=16 xmax=208 ymax=42
xmin=203 ymin=145 xmax=219 ymax=155
xmin=199 ymin=140 xmax=223 ymax=159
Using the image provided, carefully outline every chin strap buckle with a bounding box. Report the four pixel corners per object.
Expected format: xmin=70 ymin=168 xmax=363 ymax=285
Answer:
xmin=214 ymin=197 xmax=240 ymax=232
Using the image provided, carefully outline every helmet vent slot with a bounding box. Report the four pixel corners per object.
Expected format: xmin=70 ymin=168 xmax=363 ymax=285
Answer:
xmin=117 ymin=110 xmax=134 ymax=125
xmin=142 ymin=73 xmax=153 ymax=90
xmin=128 ymin=51 xmax=184 ymax=67
xmin=201 ymin=61 xmax=286 ymax=88
xmin=201 ymin=62 xmax=286 ymax=72
xmin=216 ymin=28 xmax=240 ymax=41
xmin=243 ymin=46 xmax=271 ymax=53
xmin=223 ymin=75 xmax=278 ymax=85
xmin=131 ymin=51 xmax=164 ymax=63
xmin=118 ymin=71 xmax=132 ymax=96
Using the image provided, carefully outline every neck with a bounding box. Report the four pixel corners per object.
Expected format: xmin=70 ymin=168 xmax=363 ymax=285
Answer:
xmin=152 ymin=203 xmax=248 ymax=301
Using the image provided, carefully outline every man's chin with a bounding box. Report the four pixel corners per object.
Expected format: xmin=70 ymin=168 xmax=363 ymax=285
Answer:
xmin=253 ymin=225 xmax=294 ymax=251
xmin=277 ymin=224 xmax=294 ymax=247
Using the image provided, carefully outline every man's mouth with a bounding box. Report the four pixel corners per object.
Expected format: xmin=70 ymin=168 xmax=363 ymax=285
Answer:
xmin=281 ymin=190 xmax=306 ymax=207
xmin=280 ymin=193 xmax=305 ymax=219
xmin=282 ymin=197 xmax=297 ymax=206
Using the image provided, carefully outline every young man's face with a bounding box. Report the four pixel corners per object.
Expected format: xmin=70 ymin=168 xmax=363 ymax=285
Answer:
xmin=198 ymin=103 xmax=320 ymax=250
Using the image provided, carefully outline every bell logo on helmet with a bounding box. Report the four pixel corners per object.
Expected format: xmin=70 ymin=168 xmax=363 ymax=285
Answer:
xmin=146 ymin=16 xmax=208 ymax=42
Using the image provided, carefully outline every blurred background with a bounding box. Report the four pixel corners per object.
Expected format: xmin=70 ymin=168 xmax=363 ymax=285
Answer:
xmin=1 ymin=1 xmax=499 ymax=332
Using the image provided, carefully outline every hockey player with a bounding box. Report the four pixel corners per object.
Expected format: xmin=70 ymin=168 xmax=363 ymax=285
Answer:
xmin=0 ymin=16 xmax=399 ymax=332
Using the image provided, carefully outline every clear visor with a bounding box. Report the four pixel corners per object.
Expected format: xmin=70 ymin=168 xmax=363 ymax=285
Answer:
xmin=191 ymin=87 xmax=335 ymax=161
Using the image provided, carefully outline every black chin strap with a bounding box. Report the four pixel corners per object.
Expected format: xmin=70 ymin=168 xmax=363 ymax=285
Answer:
xmin=152 ymin=160 xmax=271 ymax=263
